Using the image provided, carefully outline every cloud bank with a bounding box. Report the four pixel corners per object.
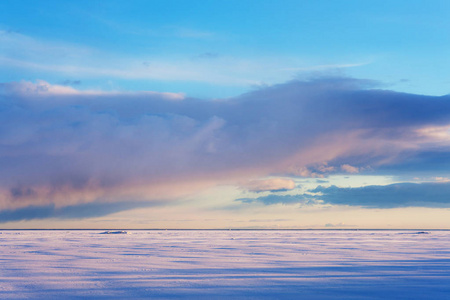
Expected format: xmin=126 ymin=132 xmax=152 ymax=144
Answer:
xmin=1 ymin=77 xmax=450 ymax=220
xmin=313 ymin=182 xmax=450 ymax=208
xmin=238 ymin=182 xmax=450 ymax=209
xmin=0 ymin=200 xmax=160 ymax=223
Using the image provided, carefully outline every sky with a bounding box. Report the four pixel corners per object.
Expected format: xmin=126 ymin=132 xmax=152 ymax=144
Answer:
xmin=1 ymin=0 xmax=450 ymax=229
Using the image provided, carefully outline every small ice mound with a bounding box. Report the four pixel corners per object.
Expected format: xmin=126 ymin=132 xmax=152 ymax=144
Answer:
xmin=100 ymin=230 xmax=129 ymax=234
xmin=399 ymin=231 xmax=430 ymax=235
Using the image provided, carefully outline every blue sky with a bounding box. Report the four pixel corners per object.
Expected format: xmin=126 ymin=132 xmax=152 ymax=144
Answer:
xmin=2 ymin=0 xmax=450 ymax=97
xmin=1 ymin=1 xmax=450 ymax=228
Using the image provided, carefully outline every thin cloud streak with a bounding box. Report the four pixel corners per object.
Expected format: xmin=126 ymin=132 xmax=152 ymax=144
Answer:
xmin=0 ymin=80 xmax=184 ymax=99
xmin=0 ymin=30 xmax=370 ymax=87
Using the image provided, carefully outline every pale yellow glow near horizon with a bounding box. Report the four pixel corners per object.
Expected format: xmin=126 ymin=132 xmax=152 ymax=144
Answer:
xmin=2 ymin=175 xmax=450 ymax=229
xmin=3 ymin=205 xmax=450 ymax=230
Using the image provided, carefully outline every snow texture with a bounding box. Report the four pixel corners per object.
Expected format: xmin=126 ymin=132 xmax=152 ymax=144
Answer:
xmin=1 ymin=230 xmax=450 ymax=299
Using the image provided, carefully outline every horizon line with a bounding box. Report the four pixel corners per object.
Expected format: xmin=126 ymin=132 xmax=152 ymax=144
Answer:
xmin=1 ymin=228 xmax=449 ymax=231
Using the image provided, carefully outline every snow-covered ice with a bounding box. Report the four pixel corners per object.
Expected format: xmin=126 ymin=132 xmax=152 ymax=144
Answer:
xmin=1 ymin=230 xmax=450 ymax=299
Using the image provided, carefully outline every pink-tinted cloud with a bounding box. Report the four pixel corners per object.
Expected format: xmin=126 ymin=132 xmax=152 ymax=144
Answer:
xmin=240 ymin=178 xmax=296 ymax=192
xmin=1 ymin=77 xmax=450 ymax=220
xmin=0 ymin=80 xmax=184 ymax=99
xmin=341 ymin=164 xmax=359 ymax=174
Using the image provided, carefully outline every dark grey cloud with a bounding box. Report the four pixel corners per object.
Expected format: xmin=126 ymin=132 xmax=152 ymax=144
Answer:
xmin=267 ymin=188 xmax=292 ymax=193
xmin=238 ymin=181 xmax=450 ymax=209
xmin=312 ymin=182 xmax=450 ymax=208
xmin=315 ymin=179 xmax=329 ymax=183
xmin=0 ymin=200 xmax=160 ymax=223
xmin=375 ymin=150 xmax=450 ymax=174
xmin=237 ymin=194 xmax=311 ymax=205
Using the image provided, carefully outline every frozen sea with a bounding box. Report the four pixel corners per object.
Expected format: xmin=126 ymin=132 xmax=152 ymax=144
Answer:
xmin=1 ymin=230 xmax=450 ymax=299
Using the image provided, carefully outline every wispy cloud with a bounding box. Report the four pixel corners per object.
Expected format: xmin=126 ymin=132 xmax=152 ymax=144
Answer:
xmin=0 ymin=80 xmax=184 ymax=99
xmin=239 ymin=178 xmax=296 ymax=193
xmin=0 ymin=30 xmax=370 ymax=88
xmin=280 ymin=62 xmax=370 ymax=72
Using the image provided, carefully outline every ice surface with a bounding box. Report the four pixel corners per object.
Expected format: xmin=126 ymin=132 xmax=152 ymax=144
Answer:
xmin=100 ymin=230 xmax=129 ymax=234
xmin=1 ymin=230 xmax=450 ymax=299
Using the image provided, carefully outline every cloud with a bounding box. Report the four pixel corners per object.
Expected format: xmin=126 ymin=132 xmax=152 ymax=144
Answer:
xmin=0 ymin=30 xmax=371 ymax=88
xmin=0 ymin=80 xmax=81 ymax=95
xmin=280 ymin=62 xmax=370 ymax=72
xmin=240 ymin=178 xmax=296 ymax=192
xmin=60 ymin=80 xmax=82 ymax=86
xmin=312 ymin=182 xmax=450 ymax=208
xmin=240 ymin=181 xmax=450 ymax=209
xmin=0 ymin=80 xmax=184 ymax=99
xmin=2 ymin=76 xmax=450 ymax=219
xmin=341 ymin=164 xmax=359 ymax=173
xmin=237 ymin=194 xmax=311 ymax=206
xmin=374 ymin=150 xmax=450 ymax=175
xmin=434 ymin=177 xmax=450 ymax=182
xmin=0 ymin=200 xmax=160 ymax=223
